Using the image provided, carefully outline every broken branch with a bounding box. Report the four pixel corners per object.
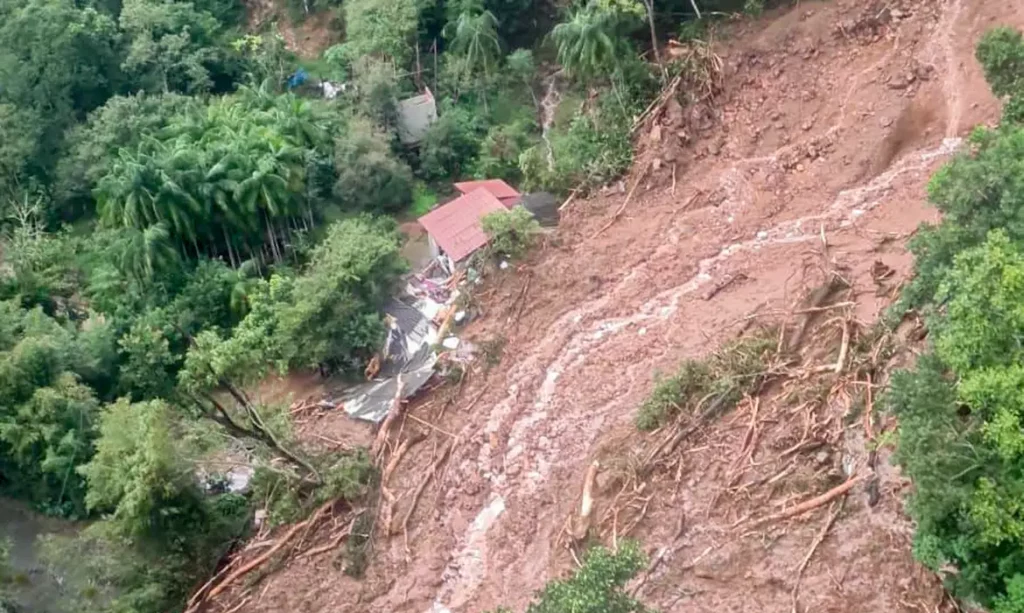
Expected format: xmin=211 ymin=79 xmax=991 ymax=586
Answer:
xmin=741 ymin=474 xmax=864 ymax=530
xmin=791 ymin=500 xmax=844 ymax=613
xmin=203 ymin=500 xmax=334 ymax=602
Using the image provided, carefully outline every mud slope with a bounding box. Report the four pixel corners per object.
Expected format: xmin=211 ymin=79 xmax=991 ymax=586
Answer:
xmin=244 ymin=1 xmax=1024 ymax=612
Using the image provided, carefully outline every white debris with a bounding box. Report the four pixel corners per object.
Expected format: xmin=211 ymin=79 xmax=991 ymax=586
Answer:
xmin=442 ymin=337 xmax=460 ymax=350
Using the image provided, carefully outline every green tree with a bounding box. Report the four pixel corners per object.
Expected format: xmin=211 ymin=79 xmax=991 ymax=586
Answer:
xmin=333 ymin=119 xmax=414 ymax=213
xmin=275 ymin=215 xmax=406 ymax=371
xmin=0 ymin=0 xmax=122 ymax=176
xmin=55 ymin=92 xmax=194 ymax=218
xmin=977 ymin=27 xmax=1024 ymax=98
xmin=339 ymin=0 xmax=419 ymax=65
xmin=444 ymin=8 xmax=502 ymax=98
xmin=549 ymin=1 xmax=640 ymax=81
xmin=118 ymin=0 xmax=227 ymax=94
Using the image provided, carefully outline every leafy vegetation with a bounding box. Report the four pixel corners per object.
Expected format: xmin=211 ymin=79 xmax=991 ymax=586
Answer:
xmin=0 ymin=0 xmax=761 ymax=608
xmin=887 ymin=26 xmax=1024 ymax=613
xmin=489 ymin=542 xmax=652 ymax=613
xmin=636 ymin=330 xmax=776 ymax=431
xmin=481 ymin=207 xmax=541 ymax=259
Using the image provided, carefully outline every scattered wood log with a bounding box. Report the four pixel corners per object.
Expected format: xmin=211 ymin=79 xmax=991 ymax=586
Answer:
xmin=791 ymin=500 xmax=844 ymax=613
xmin=741 ymin=474 xmax=864 ymax=530
xmin=400 ymin=440 xmax=454 ymax=553
xmin=571 ymin=460 xmax=601 ymax=541
xmin=198 ymin=500 xmax=334 ymax=605
xmin=382 ymin=433 xmax=426 ymax=487
xmin=298 ymin=517 xmax=358 ymax=559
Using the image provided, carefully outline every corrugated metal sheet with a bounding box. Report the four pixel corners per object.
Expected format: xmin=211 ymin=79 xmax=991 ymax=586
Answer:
xmin=417 ymin=188 xmax=506 ymax=262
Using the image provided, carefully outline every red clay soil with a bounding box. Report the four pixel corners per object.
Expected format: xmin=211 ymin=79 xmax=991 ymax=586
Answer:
xmin=215 ymin=1 xmax=1024 ymax=611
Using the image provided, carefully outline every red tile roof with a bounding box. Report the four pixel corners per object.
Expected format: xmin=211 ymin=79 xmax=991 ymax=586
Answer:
xmin=418 ymin=188 xmax=507 ymax=262
xmin=453 ymin=179 xmax=521 ymax=206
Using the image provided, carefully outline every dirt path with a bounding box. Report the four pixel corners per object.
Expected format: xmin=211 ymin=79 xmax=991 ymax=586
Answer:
xmin=242 ymin=1 xmax=1023 ymax=612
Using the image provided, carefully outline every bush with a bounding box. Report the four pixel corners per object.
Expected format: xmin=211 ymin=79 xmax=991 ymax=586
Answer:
xmin=520 ymin=96 xmax=634 ymax=194
xmin=900 ymin=124 xmax=1024 ymax=310
xmin=977 ymin=27 xmax=1024 ymax=98
xmin=251 ymin=448 xmax=374 ymax=526
xmin=473 ymin=117 xmax=539 ymax=183
xmin=635 ymin=331 xmax=775 ymax=431
xmin=521 ymin=542 xmax=651 ymax=613
xmin=481 ymin=207 xmax=541 ymax=259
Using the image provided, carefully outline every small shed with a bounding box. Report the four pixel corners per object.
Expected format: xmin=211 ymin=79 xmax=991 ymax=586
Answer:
xmin=397 ymin=87 xmax=438 ymax=145
xmin=418 ymin=188 xmax=506 ymax=262
xmin=453 ymin=179 xmax=522 ymax=208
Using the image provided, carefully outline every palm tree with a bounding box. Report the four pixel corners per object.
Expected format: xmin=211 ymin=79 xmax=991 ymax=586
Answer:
xmin=445 ymin=9 xmax=502 ymax=84
xmin=118 ymin=222 xmax=179 ymax=282
xmin=549 ymin=4 xmax=626 ymax=81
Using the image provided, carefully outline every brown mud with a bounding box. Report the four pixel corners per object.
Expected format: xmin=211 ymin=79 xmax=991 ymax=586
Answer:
xmin=212 ymin=1 xmax=1022 ymax=611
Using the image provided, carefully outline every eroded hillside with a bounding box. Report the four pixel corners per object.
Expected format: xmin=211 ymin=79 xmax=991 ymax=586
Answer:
xmin=209 ymin=1 xmax=1024 ymax=611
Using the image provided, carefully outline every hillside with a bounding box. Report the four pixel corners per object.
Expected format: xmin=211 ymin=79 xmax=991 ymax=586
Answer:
xmin=199 ymin=1 xmax=1023 ymax=612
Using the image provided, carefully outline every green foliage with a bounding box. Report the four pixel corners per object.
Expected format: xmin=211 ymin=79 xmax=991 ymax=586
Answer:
xmin=473 ymin=116 xmax=539 ymax=183
xmin=55 ymin=93 xmax=195 ymax=219
xmin=444 ymin=9 xmax=503 ymax=96
xmin=635 ymin=331 xmax=775 ymax=431
xmin=333 ymin=119 xmax=414 ymax=214
xmin=119 ymin=0 xmax=226 ymax=95
xmin=889 ymin=30 xmax=1024 ymax=611
xmin=743 ymin=0 xmax=765 ymax=17
xmin=549 ymin=1 xmax=640 ymax=82
xmin=0 ymin=300 xmax=114 ymax=516
xmin=180 ymin=216 xmax=404 ymax=382
xmin=901 ymin=124 xmax=1024 ymax=309
xmin=977 ymin=28 xmax=1024 ymax=98
xmin=94 ymin=89 xmax=336 ymax=266
xmin=338 ymin=0 xmax=418 ymax=65
xmin=481 ymin=207 xmax=541 ymax=259
xmin=275 ymin=215 xmax=405 ymax=371
xmin=521 ymin=99 xmax=634 ymax=193
xmin=514 ymin=542 xmax=652 ymax=613
xmin=61 ymin=398 xmax=248 ymax=613
xmin=419 ymin=105 xmax=488 ymax=181
xmin=409 ymin=183 xmax=439 ymax=217
xmin=251 ymin=448 xmax=374 ymax=525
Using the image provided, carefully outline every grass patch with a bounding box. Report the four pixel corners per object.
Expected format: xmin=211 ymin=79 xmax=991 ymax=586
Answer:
xmin=408 ymin=183 xmax=438 ymax=217
xmin=636 ymin=330 xmax=777 ymax=431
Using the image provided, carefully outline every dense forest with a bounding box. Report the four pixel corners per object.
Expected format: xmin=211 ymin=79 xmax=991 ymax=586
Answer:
xmin=0 ymin=0 xmax=767 ymax=610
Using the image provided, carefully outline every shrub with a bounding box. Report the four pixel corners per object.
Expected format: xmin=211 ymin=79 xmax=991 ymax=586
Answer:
xmin=251 ymin=448 xmax=374 ymax=526
xmin=481 ymin=207 xmax=541 ymax=259
xmin=635 ymin=331 xmax=775 ymax=431
xmin=523 ymin=542 xmax=651 ymax=613
xmin=977 ymin=27 xmax=1024 ymax=98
